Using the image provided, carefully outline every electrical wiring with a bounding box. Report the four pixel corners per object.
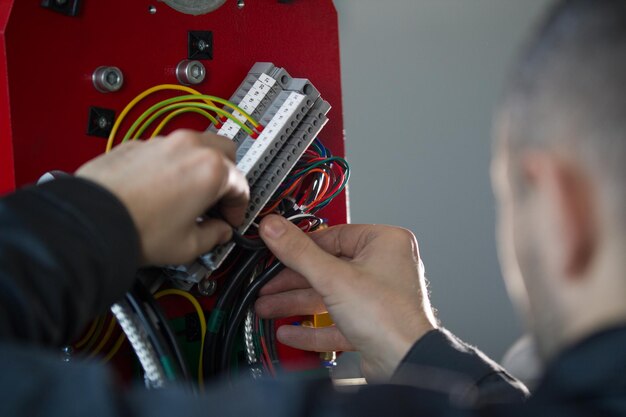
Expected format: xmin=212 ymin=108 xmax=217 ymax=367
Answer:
xmin=150 ymin=107 xmax=218 ymax=138
xmin=155 ymin=288 xmax=207 ymax=388
xmin=88 ymin=316 xmax=117 ymax=358
xmin=102 ymin=333 xmax=126 ymax=364
xmin=111 ymin=301 xmax=166 ymax=388
xmin=126 ymin=101 xmax=254 ymax=141
xmin=220 ymin=261 xmax=285 ymax=374
xmin=203 ymin=250 xmax=267 ymax=378
xmin=74 ymin=319 xmax=98 ymax=349
xmin=106 ymin=84 xmax=220 ymax=152
xmin=125 ymin=291 xmax=178 ymax=382
xmin=81 ymin=316 xmax=106 ymax=354
xmin=231 ymin=230 xmax=266 ymax=250
xmin=133 ymin=282 xmax=192 ymax=387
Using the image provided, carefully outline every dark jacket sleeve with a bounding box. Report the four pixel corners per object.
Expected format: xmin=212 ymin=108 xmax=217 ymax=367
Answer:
xmin=0 ymin=177 xmax=140 ymax=346
xmin=0 ymin=178 xmax=530 ymax=417
xmin=392 ymin=328 xmax=529 ymax=405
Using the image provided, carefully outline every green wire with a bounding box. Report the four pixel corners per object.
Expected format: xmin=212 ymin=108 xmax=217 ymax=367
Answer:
xmin=122 ymin=94 xmax=257 ymax=141
xmin=160 ymin=355 xmax=177 ymax=381
xmin=130 ymin=102 xmax=254 ymax=140
xmin=292 ymin=157 xmax=349 ymax=179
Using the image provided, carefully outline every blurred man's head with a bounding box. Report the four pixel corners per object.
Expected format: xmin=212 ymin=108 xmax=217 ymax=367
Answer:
xmin=492 ymin=0 xmax=626 ymax=361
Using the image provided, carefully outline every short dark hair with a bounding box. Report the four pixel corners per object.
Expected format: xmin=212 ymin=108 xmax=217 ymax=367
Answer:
xmin=502 ymin=0 xmax=626 ymax=213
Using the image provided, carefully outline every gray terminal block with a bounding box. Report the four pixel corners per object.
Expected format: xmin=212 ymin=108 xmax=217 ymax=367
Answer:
xmin=209 ymin=63 xmax=292 ymax=146
xmin=236 ymin=79 xmax=321 ymax=188
xmin=162 ymin=261 xmax=210 ymax=286
xmin=172 ymin=66 xmax=332 ymax=278
xmin=199 ymin=100 xmax=331 ymax=272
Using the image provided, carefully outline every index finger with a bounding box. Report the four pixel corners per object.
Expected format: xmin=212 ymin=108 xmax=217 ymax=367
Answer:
xmin=216 ymin=158 xmax=249 ymax=227
xmin=198 ymin=131 xmax=237 ymax=162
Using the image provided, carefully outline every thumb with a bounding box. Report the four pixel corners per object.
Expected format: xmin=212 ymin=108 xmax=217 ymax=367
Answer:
xmin=193 ymin=218 xmax=233 ymax=255
xmin=259 ymin=215 xmax=352 ymax=297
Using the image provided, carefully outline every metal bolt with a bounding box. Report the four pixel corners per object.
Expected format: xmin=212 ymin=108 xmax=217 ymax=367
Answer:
xmin=148 ymin=5 xmax=157 ymax=14
xmin=237 ymin=0 xmax=245 ymax=9
xmin=176 ymin=59 xmax=206 ymax=85
xmin=92 ymin=66 xmax=124 ymax=93
xmin=198 ymin=278 xmax=217 ymax=296
xmin=97 ymin=116 xmax=109 ymax=129
xmin=197 ymin=39 xmax=208 ymax=51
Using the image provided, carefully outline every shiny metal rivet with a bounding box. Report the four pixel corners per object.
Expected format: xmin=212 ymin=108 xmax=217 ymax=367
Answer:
xmin=176 ymin=59 xmax=206 ymax=85
xmin=237 ymin=0 xmax=245 ymax=9
xmin=92 ymin=66 xmax=124 ymax=93
xmin=148 ymin=5 xmax=157 ymax=14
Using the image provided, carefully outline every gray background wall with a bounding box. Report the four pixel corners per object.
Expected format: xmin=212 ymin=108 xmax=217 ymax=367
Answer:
xmin=333 ymin=0 xmax=553 ymax=360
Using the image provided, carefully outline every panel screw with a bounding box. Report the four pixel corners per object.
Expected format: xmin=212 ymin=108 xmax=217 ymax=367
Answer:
xmin=237 ymin=0 xmax=245 ymax=9
xmin=198 ymin=278 xmax=217 ymax=296
xmin=176 ymin=59 xmax=206 ymax=85
xmin=92 ymin=66 xmax=124 ymax=93
xmin=148 ymin=5 xmax=157 ymax=14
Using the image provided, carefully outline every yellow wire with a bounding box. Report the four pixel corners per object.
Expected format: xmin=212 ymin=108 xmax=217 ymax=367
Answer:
xmin=155 ymin=289 xmax=207 ymax=388
xmin=106 ymin=84 xmax=218 ymax=153
xmin=102 ymin=333 xmax=126 ymax=364
xmin=150 ymin=107 xmax=217 ymax=139
xmin=88 ymin=316 xmax=117 ymax=358
xmin=74 ymin=319 xmax=98 ymax=349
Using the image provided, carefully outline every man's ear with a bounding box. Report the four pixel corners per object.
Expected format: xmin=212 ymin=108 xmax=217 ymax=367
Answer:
xmin=520 ymin=151 xmax=596 ymax=279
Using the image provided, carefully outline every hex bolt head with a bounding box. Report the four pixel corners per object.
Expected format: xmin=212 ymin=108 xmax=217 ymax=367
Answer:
xmin=176 ymin=59 xmax=206 ymax=85
xmin=92 ymin=66 xmax=124 ymax=93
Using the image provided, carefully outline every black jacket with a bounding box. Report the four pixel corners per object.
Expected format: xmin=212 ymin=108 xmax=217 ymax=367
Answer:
xmin=1 ymin=177 xmax=617 ymax=416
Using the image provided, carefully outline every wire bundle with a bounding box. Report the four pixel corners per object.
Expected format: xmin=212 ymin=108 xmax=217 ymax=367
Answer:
xmin=261 ymin=138 xmax=350 ymax=215
xmin=105 ymin=84 xmax=263 ymax=153
xmin=70 ymin=83 xmax=349 ymax=389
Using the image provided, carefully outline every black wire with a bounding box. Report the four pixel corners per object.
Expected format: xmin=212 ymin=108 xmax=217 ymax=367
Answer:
xmin=203 ymin=249 xmax=267 ymax=379
xmin=265 ymin=319 xmax=280 ymax=367
xmin=131 ymin=281 xmax=191 ymax=383
xmin=231 ymin=230 xmax=267 ymax=250
xmin=220 ymin=261 xmax=285 ymax=374
xmin=125 ymin=291 xmax=177 ymax=379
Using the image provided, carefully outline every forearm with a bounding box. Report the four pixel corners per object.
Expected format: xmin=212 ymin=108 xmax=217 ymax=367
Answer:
xmin=392 ymin=328 xmax=529 ymax=406
xmin=0 ymin=177 xmax=140 ymax=345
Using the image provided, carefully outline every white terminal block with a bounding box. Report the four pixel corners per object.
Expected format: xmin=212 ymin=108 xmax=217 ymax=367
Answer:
xmin=236 ymin=91 xmax=306 ymax=180
xmin=217 ymin=73 xmax=277 ymax=140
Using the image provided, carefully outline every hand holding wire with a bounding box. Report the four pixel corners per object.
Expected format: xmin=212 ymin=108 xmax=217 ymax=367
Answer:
xmin=257 ymin=216 xmax=438 ymax=382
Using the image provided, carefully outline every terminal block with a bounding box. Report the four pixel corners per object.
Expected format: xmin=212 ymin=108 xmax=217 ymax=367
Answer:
xmin=164 ymin=64 xmax=331 ymax=286
xmin=211 ymin=63 xmax=292 ymax=145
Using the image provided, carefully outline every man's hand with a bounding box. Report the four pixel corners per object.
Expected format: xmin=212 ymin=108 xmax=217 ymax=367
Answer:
xmin=256 ymin=215 xmax=438 ymax=381
xmin=76 ymin=130 xmax=248 ymax=265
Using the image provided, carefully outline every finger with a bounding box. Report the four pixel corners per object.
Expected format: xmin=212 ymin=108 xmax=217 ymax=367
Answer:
xmin=259 ymin=268 xmax=310 ymax=296
xmin=193 ymin=218 xmax=232 ymax=255
xmin=259 ymin=215 xmax=353 ymax=298
xmin=276 ymin=325 xmax=355 ymax=352
xmin=309 ymin=224 xmax=420 ymax=261
xmin=216 ymin=158 xmax=249 ymax=227
xmin=255 ymin=288 xmax=326 ymax=319
xmin=197 ymin=131 xmax=237 ymax=162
